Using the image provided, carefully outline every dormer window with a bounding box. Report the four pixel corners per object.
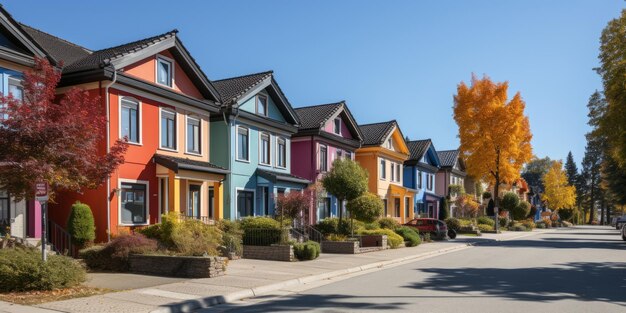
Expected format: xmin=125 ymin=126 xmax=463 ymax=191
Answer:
xmin=333 ymin=118 xmax=341 ymax=135
xmin=256 ymin=95 xmax=268 ymax=116
xmin=156 ymin=56 xmax=173 ymax=87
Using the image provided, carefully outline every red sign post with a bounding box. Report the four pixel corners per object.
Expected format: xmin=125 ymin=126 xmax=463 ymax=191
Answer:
xmin=35 ymin=182 xmax=49 ymax=261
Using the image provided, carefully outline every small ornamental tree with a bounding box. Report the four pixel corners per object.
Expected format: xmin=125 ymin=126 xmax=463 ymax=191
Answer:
xmin=455 ymin=193 xmax=480 ymax=218
xmin=67 ymin=202 xmax=96 ymax=247
xmin=0 ymin=58 xmax=128 ymax=201
xmin=275 ymin=189 xmax=313 ymax=227
xmin=501 ymin=192 xmax=520 ymax=213
xmin=321 ymin=158 xmax=368 ymax=224
xmin=347 ymin=193 xmax=383 ymax=224
xmin=542 ymin=160 xmax=577 ymax=211
xmin=511 ymin=201 xmax=531 ymax=221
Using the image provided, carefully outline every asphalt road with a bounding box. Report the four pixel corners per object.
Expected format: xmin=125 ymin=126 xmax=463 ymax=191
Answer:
xmin=206 ymin=226 xmax=626 ymax=313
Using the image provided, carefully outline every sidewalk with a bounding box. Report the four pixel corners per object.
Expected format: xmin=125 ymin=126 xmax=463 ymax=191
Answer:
xmin=6 ymin=230 xmax=541 ymax=313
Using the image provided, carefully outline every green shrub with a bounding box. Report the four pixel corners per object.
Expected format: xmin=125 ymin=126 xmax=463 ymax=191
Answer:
xmin=80 ymin=234 xmax=157 ymax=271
xmin=293 ymin=241 xmax=320 ymax=260
xmin=240 ymin=216 xmax=281 ymax=230
xmin=170 ymin=220 xmax=222 ymax=256
xmin=357 ymin=229 xmax=404 ymax=248
xmin=477 ymin=216 xmax=495 ymax=227
xmin=422 ymin=232 xmax=432 ymax=242
xmin=501 ymin=192 xmax=520 ymax=212
xmin=557 ymin=208 xmax=575 ymax=221
xmin=395 ymin=227 xmax=421 ymax=247
xmin=67 ymin=201 xmax=95 ymax=247
xmin=315 ymin=218 xmax=339 ymax=236
xmin=138 ymin=224 xmax=161 ymax=240
xmin=363 ymin=221 xmax=380 ymax=230
xmin=535 ymin=221 xmax=547 ymax=229
xmin=521 ymin=219 xmax=536 ymax=230
xmin=377 ymin=217 xmax=400 ymax=230
xmin=458 ymin=219 xmax=474 ymax=227
xmin=347 ymin=193 xmax=384 ymax=223
xmin=439 ymin=197 xmax=450 ymax=220
xmin=477 ymin=224 xmax=494 ymax=232
xmin=511 ymin=201 xmax=531 ymax=221
xmin=482 ymin=192 xmax=492 ymax=199
xmin=445 ymin=217 xmax=461 ymax=231
xmin=326 ymin=234 xmax=348 ymax=241
xmin=0 ymin=247 xmax=85 ymax=291
xmin=510 ymin=224 xmax=528 ymax=231
xmin=499 ymin=217 xmax=509 ymax=228
xmin=216 ymin=220 xmax=243 ymax=256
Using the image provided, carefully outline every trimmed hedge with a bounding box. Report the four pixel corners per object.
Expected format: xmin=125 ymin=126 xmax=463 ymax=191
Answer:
xmin=67 ymin=201 xmax=95 ymax=247
xmin=477 ymin=224 xmax=494 ymax=232
xmin=395 ymin=227 xmax=421 ymax=247
xmin=477 ymin=216 xmax=495 ymax=227
xmin=377 ymin=217 xmax=400 ymax=230
xmin=445 ymin=218 xmax=461 ymax=231
xmin=0 ymin=248 xmax=85 ymax=291
xmin=240 ymin=216 xmax=281 ymax=230
xmin=293 ymin=241 xmax=321 ymax=260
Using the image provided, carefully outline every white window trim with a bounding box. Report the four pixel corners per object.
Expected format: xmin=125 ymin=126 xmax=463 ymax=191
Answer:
xmin=255 ymin=94 xmax=268 ymax=116
xmin=319 ymin=144 xmax=328 ymax=172
xmin=333 ymin=117 xmax=342 ymax=135
xmin=235 ymin=187 xmax=256 ymax=219
xmin=404 ymin=196 xmax=412 ymax=216
xmin=185 ymin=115 xmax=202 ymax=156
xmin=155 ymin=54 xmax=175 ymax=88
xmin=118 ymin=96 xmax=142 ymax=146
xmin=275 ymin=136 xmax=287 ymax=169
xmin=380 ymin=158 xmax=387 ymax=180
xmin=235 ymin=125 xmax=251 ymax=163
xmin=118 ymin=178 xmax=150 ymax=226
xmin=187 ymin=183 xmax=203 ymax=217
xmin=158 ymin=107 xmax=178 ymax=152
xmin=157 ymin=177 xmax=169 ymax=223
xmin=258 ymin=131 xmax=272 ymax=167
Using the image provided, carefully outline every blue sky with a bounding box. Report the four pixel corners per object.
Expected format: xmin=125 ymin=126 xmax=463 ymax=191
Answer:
xmin=4 ymin=0 xmax=623 ymax=165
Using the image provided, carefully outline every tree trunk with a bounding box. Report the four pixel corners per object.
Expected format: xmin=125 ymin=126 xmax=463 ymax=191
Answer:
xmin=588 ymin=182 xmax=595 ymax=224
xmin=338 ymin=197 xmax=344 ymax=224
xmin=600 ymin=197 xmax=606 ymax=225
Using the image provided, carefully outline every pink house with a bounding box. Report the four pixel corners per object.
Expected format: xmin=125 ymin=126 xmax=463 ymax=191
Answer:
xmin=291 ymin=101 xmax=363 ymax=224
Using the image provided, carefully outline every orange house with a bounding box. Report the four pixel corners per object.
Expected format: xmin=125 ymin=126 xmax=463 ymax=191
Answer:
xmin=355 ymin=121 xmax=416 ymax=224
xmin=22 ymin=25 xmax=228 ymax=242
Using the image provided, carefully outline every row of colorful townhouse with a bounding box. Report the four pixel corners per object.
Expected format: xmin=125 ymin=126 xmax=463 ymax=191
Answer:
xmin=0 ymin=6 xmax=470 ymax=243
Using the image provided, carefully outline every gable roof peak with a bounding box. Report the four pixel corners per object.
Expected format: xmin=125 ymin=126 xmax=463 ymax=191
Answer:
xmin=212 ymin=70 xmax=274 ymax=104
xmin=18 ymin=23 xmax=92 ymax=53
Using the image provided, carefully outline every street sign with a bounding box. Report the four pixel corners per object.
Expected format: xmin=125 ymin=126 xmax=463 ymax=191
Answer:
xmin=35 ymin=182 xmax=48 ymax=202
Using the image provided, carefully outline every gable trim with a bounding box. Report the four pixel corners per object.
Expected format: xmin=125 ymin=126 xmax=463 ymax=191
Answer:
xmin=0 ymin=8 xmax=49 ymax=63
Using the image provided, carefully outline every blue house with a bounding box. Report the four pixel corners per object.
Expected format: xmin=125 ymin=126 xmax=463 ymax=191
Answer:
xmin=210 ymin=71 xmax=310 ymax=219
xmin=403 ymin=139 xmax=443 ymax=219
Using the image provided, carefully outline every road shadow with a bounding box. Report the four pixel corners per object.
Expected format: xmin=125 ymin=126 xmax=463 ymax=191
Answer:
xmin=192 ymin=294 xmax=407 ymax=312
xmin=405 ymin=262 xmax=626 ymax=305
xmin=475 ymin=231 xmax=626 ymax=250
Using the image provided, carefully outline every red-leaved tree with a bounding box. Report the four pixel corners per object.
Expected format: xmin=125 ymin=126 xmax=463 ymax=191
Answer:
xmin=0 ymin=58 xmax=128 ymax=201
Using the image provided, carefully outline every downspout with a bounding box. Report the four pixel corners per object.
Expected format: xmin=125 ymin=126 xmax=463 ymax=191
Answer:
xmin=222 ymin=100 xmax=241 ymax=219
xmin=104 ymin=69 xmax=117 ymax=242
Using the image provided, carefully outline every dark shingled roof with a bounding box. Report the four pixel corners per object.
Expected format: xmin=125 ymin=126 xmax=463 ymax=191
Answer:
xmin=407 ymin=139 xmax=431 ymax=161
xmin=153 ymin=154 xmax=228 ymax=175
xmin=437 ymin=150 xmax=460 ymax=167
xmin=294 ymin=102 xmax=343 ymax=130
xmin=19 ymin=23 xmax=91 ymax=66
xmin=212 ymin=71 xmax=273 ymax=103
xmin=359 ymin=120 xmax=396 ymax=146
xmin=256 ymin=169 xmax=311 ymax=185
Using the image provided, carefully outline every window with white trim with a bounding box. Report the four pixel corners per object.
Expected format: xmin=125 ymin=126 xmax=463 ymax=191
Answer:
xmin=386 ymin=138 xmax=393 ymax=149
xmin=391 ymin=163 xmax=395 ymax=181
xmin=380 ymin=159 xmax=386 ymax=180
xmin=186 ymin=116 xmax=201 ymax=154
xmin=396 ymin=163 xmax=401 ymax=183
xmin=120 ymin=182 xmax=147 ymax=224
xmin=156 ymin=56 xmax=172 ymax=87
xmin=0 ymin=77 xmax=22 ymax=122
xmin=237 ymin=126 xmax=249 ymax=161
xmin=121 ymin=97 xmax=140 ymax=143
xmin=260 ymin=132 xmax=271 ymax=165
xmin=418 ymin=171 xmax=423 ymax=188
xmin=333 ymin=118 xmax=341 ymax=135
xmin=160 ymin=109 xmax=176 ymax=150
xmin=320 ymin=145 xmax=328 ymax=172
xmin=277 ymin=137 xmax=286 ymax=168
xmin=256 ymin=95 xmax=268 ymax=116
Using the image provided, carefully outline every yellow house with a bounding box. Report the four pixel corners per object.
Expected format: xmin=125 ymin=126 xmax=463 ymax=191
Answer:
xmin=355 ymin=121 xmax=416 ymax=223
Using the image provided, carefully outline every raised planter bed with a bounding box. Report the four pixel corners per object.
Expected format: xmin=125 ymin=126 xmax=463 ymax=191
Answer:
xmin=128 ymin=254 xmax=227 ymax=278
xmin=243 ymin=245 xmax=294 ymax=262
xmin=321 ymin=240 xmax=359 ymax=254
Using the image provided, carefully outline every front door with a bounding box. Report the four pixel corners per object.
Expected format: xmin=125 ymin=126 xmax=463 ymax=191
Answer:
xmin=394 ymin=198 xmax=401 ymax=218
xmin=208 ymin=186 xmax=214 ymax=219
xmin=188 ymin=184 xmax=201 ymax=218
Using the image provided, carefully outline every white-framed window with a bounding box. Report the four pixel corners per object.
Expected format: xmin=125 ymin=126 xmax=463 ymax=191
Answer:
xmin=186 ymin=116 xmax=201 ymax=154
xmin=380 ymin=159 xmax=386 ymax=180
xmin=260 ymin=132 xmax=271 ymax=165
xmin=256 ymin=94 xmax=268 ymax=116
xmin=236 ymin=126 xmax=250 ymax=162
xmin=120 ymin=97 xmax=140 ymax=144
xmin=396 ymin=163 xmax=401 ymax=183
xmin=160 ymin=108 xmax=176 ymax=150
xmin=391 ymin=163 xmax=395 ymax=181
xmin=276 ymin=137 xmax=287 ymax=168
xmin=156 ymin=55 xmax=173 ymax=87
xmin=236 ymin=189 xmax=255 ymax=218
xmin=418 ymin=171 xmax=423 ymax=189
xmin=319 ymin=145 xmax=328 ymax=172
xmin=8 ymin=77 xmax=23 ymax=101
xmin=119 ymin=180 xmax=148 ymax=225
xmin=386 ymin=138 xmax=393 ymax=149
xmin=333 ymin=118 xmax=341 ymax=135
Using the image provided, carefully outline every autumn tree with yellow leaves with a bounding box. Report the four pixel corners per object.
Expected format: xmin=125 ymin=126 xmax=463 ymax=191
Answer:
xmin=453 ymin=75 xmax=533 ymax=224
xmin=542 ymin=161 xmax=577 ymax=211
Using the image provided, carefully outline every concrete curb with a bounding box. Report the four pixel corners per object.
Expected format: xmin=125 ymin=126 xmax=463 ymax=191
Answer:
xmin=150 ymin=243 xmax=473 ymax=313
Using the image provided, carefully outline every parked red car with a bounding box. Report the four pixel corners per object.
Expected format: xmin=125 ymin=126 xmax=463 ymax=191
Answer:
xmin=404 ymin=218 xmax=451 ymax=239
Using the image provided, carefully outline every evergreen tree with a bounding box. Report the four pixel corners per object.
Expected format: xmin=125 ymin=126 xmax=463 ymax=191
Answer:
xmin=582 ymin=136 xmax=603 ymax=224
xmin=564 ymin=152 xmax=579 ymax=187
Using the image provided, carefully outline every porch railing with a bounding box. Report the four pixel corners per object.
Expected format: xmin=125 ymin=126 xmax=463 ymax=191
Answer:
xmin=179 ymin=214 xmax=215 ymax=225
xmin=291 ymin=225 xmax=323 ymax=243
xmin=48 ymin=220 xmax=76 ymax=257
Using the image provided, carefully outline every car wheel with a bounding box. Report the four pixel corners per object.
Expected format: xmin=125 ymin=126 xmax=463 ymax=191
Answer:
xmin=448 ymin=229 xmax=457 ymax=239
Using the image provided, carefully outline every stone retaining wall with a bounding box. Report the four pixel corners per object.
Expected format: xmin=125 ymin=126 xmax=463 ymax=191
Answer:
xmin=128 ymin=254 xmax=227 ymax=278
xmin=243 ymin=245 xmax=294 ymax=262
xmin=360 ymin=235 xmax=388 ymax=249
xmin=321 ymin=241 xmax=359 ymax=254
